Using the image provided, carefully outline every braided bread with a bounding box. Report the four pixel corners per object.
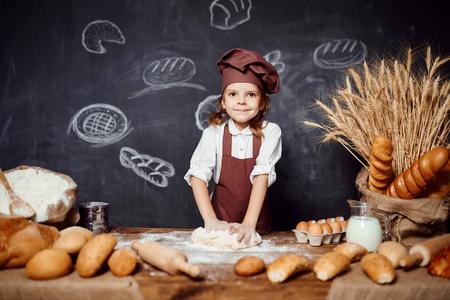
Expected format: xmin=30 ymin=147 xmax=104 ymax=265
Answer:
xmin=368 ymin=136 xmax=393 ymax=193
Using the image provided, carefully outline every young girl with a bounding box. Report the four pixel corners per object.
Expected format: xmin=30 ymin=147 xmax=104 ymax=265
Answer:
xmin=184 ymin=48 xmax=282 ymax=244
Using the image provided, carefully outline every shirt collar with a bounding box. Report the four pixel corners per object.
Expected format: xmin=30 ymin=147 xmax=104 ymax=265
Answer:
xmin=228 ymin=119 xmax=253 ymax=136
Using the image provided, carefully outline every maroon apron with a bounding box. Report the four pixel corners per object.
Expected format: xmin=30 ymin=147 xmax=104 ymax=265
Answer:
xmin=211 ymin=125 xmax=271 ymax=232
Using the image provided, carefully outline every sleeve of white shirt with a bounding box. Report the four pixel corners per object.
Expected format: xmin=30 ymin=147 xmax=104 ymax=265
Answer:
xmin=250 ymin=122 xmax=282 ymax=187
xmin=183 ymin=126 xmax=218 ymax=186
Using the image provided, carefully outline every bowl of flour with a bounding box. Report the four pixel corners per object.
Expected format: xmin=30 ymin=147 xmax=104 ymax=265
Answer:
xmin=0 ymin=166 xmax=77 ymax=223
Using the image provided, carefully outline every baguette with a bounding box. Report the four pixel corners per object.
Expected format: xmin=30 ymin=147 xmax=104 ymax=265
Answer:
xmin=235 ymin=256 xmax=265 ymax=276
xmin=368 ymin=136 xmax=393 ymax=193
xmin=313 ymin=252 xmax=350 ymax=281
xmin=76 ymin=233 xmax=117 ymax=278
xmin=108 ymin=248 xmax=137 ymax=277
xmin=385 ymin=147 xmax=450 ymax=199
xmin=377 ymin=241 xmax=407 ymax=268
xmin=266 ymin=254 xmax=309 ymax=283
xmin=25 ymin=249 xmax=72 ymax=280
xmin=361 ymin=253 xmax=395 ymax=284
xmin=420 ymin=160 xmax=450 ymax=198
xmin=333 ymin=242 xmax=368 ymax=262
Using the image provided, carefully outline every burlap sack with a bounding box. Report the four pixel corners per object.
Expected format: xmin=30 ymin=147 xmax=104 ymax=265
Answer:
xmin=355 ymin=168 xmax=449 ymax=247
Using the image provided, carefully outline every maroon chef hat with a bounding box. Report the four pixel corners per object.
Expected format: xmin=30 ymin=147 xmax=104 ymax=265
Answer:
xmin=217 ymin=48 xmax=279 ymax=94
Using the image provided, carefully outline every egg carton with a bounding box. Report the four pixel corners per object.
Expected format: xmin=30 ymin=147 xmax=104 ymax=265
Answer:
xmin=292 ymin=229 xmax=346 ymax=246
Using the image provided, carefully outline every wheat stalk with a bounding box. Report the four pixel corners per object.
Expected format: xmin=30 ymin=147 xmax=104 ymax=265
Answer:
xmin=303 ymin=45 xmax=450 ymax=176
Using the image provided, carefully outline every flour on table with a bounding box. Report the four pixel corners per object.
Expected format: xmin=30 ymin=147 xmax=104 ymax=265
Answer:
xmin=191 ymin=227 xmax=261 ymax=250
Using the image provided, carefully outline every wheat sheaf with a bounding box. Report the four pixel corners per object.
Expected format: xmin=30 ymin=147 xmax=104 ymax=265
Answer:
xmin=304 ymin=45 xmax=450 ymax=177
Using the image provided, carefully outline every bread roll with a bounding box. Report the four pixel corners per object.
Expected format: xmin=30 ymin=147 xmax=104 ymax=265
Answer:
xmin=108 ymin=248 xmax=137 ymax=277
xmin=377 ymin=241 xmax=407 ymax=268
xmin=25 ymin=249 xmax=72 ymax=280
xmin=333 ymin=242 xmax=368 ymax=262
xmin=361 ymin=253 xmax=395 ymax=284
xmin=313 ymin=252 xmax=350 ymax=281
xmin=266 ymin=254 xmax=309 ymax=283
xmin=76 ymin=233 xmax=117 ymax=278
xmin=53 ymin=231 xmax=88 ymax=254
xmin=368 ymin=136 xmax=393 ymax=193
xmin=235 ymin=256 xmax=265 ymax=276
xmin=60 ymin=226 xmax=94 ymax=241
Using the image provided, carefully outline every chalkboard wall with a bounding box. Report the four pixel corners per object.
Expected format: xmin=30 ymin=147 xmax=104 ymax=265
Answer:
xmin=1 ymin=0 xmax=449 ymax=230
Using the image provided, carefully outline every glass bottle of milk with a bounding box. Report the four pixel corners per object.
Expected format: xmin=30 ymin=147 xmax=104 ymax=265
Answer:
xmin=346 ymin=200 xmax=390 ymax=252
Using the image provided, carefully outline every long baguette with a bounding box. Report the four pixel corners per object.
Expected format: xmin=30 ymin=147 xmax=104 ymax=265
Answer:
xmin=266 ymin=254 xmax=309 ymax=283
xmin=385 ymin=147 xmax=449 ymax=199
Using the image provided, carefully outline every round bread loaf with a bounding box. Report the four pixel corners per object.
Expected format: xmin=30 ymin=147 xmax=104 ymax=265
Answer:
xmin=76 ymin=233 xmax=117 ymax=278
xmin=108 ymin=248 xmax=137 ymax=277
xmin=25 ymin=249 xmax=72 ymax=280
xmin=235 ymin=256 xmax=265 ymax=276
xmin=53 ymin=231 xmax=88 ymax=254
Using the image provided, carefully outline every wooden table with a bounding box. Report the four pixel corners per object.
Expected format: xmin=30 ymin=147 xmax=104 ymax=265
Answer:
xmin=109 ymin=227 xmax=336 ymax=300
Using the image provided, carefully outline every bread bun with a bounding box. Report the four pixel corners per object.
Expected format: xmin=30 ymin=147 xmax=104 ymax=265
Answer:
xmin=76 ymin=233 xmax=117 ymax=278
xmin=53 ymin=231 xmax=88 ymax=254
xmin=235 ymin=256 xmax=265 ymax=276
xmin=25 ymin=249 xmax=72 ymax=280
xmin=108 ymin=248 xmax=137 ymax=277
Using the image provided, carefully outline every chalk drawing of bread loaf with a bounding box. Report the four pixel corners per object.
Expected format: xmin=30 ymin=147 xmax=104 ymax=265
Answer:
xmin=313 ymin=39 xmax=367 ymax=69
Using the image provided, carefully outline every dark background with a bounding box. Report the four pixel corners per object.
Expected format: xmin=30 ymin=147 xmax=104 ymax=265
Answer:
xmin=1 ymin=0 xmax=449 ymax=230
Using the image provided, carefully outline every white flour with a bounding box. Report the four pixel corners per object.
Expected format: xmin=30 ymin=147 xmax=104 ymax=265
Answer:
xmin=0 ymin=168 xmax=71 ymax=222
xmin=114 ymin=231 xmax=311 ymax=265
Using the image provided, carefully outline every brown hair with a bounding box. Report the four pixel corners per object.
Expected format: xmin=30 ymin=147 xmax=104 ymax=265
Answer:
xmin=208 ymin=91 xmax=271 ymax=140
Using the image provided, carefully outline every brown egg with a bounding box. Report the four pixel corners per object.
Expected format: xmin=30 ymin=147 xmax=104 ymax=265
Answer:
xmin=307 ymin=220 xmax=316 ymax=226
xmin=330 ymin=222 xmax=342 ymax=232
xmin=335 ymin=216 xmax=345 ymax=222
xmin=296 ymin=221 xmax=309 ymax=231
xmin=326 ymin=217 xmax=335 ymax=224
xmin=339 ymin=220 xmax=348 ymax=230
xmin=307 ymin=223 xmax=324 ymax=235
xmin=320 ymin=223 xmax=333 ymax=234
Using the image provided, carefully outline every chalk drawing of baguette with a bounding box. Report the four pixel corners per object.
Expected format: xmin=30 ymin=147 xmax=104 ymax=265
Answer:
xmin=119 ymin=147 xmax=175 ymax=188
xmin=128 ymin=57 xmax=207 ymax=99
xmin=313 ymin=39 xmax=367 ymax=69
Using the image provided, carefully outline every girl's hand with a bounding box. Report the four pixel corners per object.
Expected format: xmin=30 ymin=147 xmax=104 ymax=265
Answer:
xmin=205 ymin=219 xmax=231 ymax=233
xmin=229 ymin=223 xmax=259 ymax=244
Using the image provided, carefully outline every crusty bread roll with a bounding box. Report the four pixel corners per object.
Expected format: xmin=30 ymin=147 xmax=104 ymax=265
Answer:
xmin=313 ymin=252 xmax=350 ymax=281
xmin=333 ymin=242 xmax=368 ymax=262
xmin=60 ymin=226 xmax=94 ymax=241
xmin=0 ymin=214 xmax=59 ymax=268
xmin=235 ymin=256 xmax=265 ymax=276
xmin=108 ymin=248 xmax=137 ymax=277
xmin=361 ymin=253 xmax=395 ymax=284
xmin=369 ymin=135 xmax=393 ymax=193
xmin=25 ymin=249 xmax=72 ymax=280
xmin=53 ymin=231 xmax=88 ymax=254
xmin=76 ymin=233 xmax=117 ymax=278
xmin=266 ymin=254 xmax=310 ymax=283
xmin=377 ymin=241 xmax=407 ymax=269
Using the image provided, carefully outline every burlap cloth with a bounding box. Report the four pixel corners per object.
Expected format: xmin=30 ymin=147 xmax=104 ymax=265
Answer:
xmin=355 ymin=168 xmax=449 ymax=246
xmin=0 ymin=268 xmax=145 ymax=300
xmin=327 ymin=262 xmax=450 ymax=300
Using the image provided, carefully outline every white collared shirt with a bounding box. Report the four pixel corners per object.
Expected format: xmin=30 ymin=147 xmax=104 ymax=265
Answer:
xmin=184 ymin=119 xmax=282 ymax=187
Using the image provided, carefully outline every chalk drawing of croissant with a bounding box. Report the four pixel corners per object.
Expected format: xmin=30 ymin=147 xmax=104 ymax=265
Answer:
xmin=82 ymin=20 xmax=125 ymax=54
xmin=210 ymin=0 xmax=252 ymax=30
xmin=128 ymin=57 xmax=207 ymax=99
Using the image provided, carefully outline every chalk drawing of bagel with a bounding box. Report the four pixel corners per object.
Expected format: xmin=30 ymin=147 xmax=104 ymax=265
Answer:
xmin=195 ymin=94 xmax=220 ymax=131
xmin=264 ymin=50 xmax=285 ymax=74
xmin=128 ymin=57 xmax=207 ymax=99
xmin=67 ymin=103 xmax=133 ymax=147
xmin=210 ymin=0 xmax=252 ymax=30
xmin=313 ymin=39 xmax=367 ymax=69
xmin=119 ymin=147 xmax=175 ymax=188
xmin=82 ymin=20 xmax=125 ymax=54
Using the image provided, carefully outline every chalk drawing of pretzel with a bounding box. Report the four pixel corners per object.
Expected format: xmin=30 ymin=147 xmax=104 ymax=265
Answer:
xmin=119 ymin=147 xmax=175 ymax=187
